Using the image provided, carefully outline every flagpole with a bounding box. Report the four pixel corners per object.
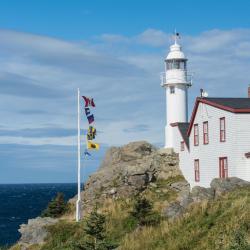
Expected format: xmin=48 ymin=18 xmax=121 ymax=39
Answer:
xmin=76 ymin=88 xmax=81 ymax=222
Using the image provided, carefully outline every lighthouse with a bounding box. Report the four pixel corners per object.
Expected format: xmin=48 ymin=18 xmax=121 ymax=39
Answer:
xmin=161 ymin=33 xmax=192 ymax=149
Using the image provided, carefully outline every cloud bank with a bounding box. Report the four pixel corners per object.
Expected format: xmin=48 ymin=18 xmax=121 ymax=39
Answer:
xmin=1 ymin=28 xmax=250 ymax=182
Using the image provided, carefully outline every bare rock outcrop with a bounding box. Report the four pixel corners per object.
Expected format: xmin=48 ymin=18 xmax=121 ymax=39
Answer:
xmin=17 ymin=217 xmax=58 ymax=249
xmin=164 ymin=177 xmax=250 ymax=219
xmin=69 ymin=141 xmax=184 ymax=214
xmin=210 ymin=177 xmax=250 ymax=197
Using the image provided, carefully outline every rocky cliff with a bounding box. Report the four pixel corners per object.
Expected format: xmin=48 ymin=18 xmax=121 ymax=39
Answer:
xmin=15 ymin=141 xmax=250 ymax=250
xmin=69 ymin=141 xmax=186 ymax=214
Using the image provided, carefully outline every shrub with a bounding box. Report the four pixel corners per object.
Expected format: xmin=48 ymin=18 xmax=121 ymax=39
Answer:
xmin=41 ymin=192 xmax=68 ymax=218
xmin=130 ymin=197 xmax=161 ymax=226
xmin=73 ymin=208 xmax=117 ymax=250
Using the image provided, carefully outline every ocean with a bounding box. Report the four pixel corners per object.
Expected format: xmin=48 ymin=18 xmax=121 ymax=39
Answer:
xmin=0 ymin=183 xmax=77 ymax=247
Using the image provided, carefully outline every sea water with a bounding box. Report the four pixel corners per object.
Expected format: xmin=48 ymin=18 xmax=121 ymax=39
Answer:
xmin=0 ymin=183 xmax=77 ymax=247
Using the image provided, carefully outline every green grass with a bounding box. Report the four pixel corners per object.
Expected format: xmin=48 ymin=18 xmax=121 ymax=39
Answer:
xmin=40 ymin=220 xmax=84 ymax=250
xmin=119 ymin=187 xmax=250 ymax=250
xmin=43 ymin=175 xmax=185 ymax=249
xmin=10 ymin=180 xmax=250 ymax=250
xmin=40 ymin=199 xmax=136 ymax=250
xmin=142 ymin=175 xmax=185 ymax=212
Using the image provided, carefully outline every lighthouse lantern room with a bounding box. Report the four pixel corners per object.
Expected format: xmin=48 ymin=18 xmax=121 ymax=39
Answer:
xmin=161 ymin=33 xmax=192 ymax=149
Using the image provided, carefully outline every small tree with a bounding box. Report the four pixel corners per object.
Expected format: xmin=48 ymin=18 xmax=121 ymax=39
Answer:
xmin=41 ymin=192 xmax=68 ymax=218
xmin=130 ymin=197 xmax=161 ymax=226
xmin=74 ymin=208 xmax=116 ymax=250
xmin=228 ymin=229 xmax=250 ymax=250
xmin=84 ymin=208 xmax=106 ymax=248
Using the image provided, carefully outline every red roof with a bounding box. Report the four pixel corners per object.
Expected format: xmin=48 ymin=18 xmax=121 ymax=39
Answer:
xmin=187 ymin=97 xmax=250 ymax=136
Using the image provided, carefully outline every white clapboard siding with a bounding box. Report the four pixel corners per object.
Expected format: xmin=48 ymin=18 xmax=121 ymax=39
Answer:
xmin=234 ymin=114 xmax=250 ymax=181
xmin=179 ymin=145 xmax=192 ymax=186
xmin=180 ymin=103 xmax=236 ymax=187
xmin=177 ymin=102 xmax=250 ymax=188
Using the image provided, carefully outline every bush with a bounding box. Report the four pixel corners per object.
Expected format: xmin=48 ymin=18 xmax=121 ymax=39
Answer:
xmin=73 ymin=208 xmax=117 ymax=250
xmin=130 ymin=197 xmax=161 ymax=226
xmin=122 ymin=216 xmax=138 ymax=231
xmin=41 ymin=192 xmax=68 ymax=218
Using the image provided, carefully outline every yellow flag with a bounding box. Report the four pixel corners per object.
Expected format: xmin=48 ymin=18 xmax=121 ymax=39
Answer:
xmin=87 ymin=141 xmax=100 ymax=150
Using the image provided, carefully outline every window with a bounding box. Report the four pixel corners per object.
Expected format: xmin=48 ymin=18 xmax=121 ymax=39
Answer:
xmin=166 ymin=60 xmax=186 ymax=70
xmin=170 ymin=86 xmax=175 ymax=94
xmin=194 ymin=159 xmax=200 ymax=182
xmin=219 ymin=157 xmax=228 ymax=178
xmin=180 ymin=61 xmax=187 ymax=70
xmin=194 ymin=124 xmax=199 ymax=146
xmin=203 ymin=121 xmax=209 ymax=144
xmin=220 ymin=117 xmax=226 ymax=142
xmin=180 ymin=141 xmax=185 ymax=151
xmin=166 ymin=61 xmax=171 ymax=70
xmin=173 ymin=60 xmax=180 ymax=69
xmin=166 ymin=61 xmax=174 ymax=70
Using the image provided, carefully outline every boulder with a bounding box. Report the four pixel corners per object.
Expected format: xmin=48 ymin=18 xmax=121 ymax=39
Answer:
xmin=18 ymin=217 xmax=58 ymax=245
xmin=164 ymin=177 xmax=250 ymax=219
xmin=164 ymin=202 xmax=184 ymax=219
xmin=100 ymin=141 xmax=156 ymax=169
xmin=178 ymin=193 xmax=194 ymax=208
xmin=170 ymin=181 xmax=190 ymax=194
xmin=211 ymin=177 xmax=250 ymax=197
xmin=164 ymin=192 xmax=193 ymax=219
xmin=191 ymin=186 xmax=214 ymax=202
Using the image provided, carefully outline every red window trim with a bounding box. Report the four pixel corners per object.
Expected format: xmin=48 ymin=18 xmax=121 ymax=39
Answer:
xmin=194 ymin=159 xmax=200 ymax=182
xmin=220 ymin=117 xmax=226 ymax=142
xmin=203 ymin=121 xmax=209 ymax=145
xmin=180 ymin=141 xmax=185 ymax=151
xmin=194 ymin=124 xmax=199 ymax=146
xmin=219 ymin=157 xmax=228 ymax=178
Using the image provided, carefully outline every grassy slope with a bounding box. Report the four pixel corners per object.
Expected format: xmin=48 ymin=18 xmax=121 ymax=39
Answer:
xmin=120 ymin=187 xmax=250 ymax=250
xmin=11 ymin=179 xmax=250 ymax=250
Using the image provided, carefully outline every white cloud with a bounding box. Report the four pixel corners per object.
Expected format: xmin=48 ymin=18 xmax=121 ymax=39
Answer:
xmin=0 ymin=136 xmax=75 ymax=146
xmin=98 ymin=34 xmax=129 ymax=43
xmin=185 ymin=29 xmax=238 ymax=53
xmin=1 ymin=28 xmax=250 ymax=149
xmin=3 ymin=27 xmax=250 ymax=182
xmin=234 ymin=41 xmax=250 ymax=58
xmin=135 ymin=28 xmax=169 ymax=47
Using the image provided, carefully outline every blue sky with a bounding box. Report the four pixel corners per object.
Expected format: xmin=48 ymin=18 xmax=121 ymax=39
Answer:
xmin=1 ymin=0 xmax=250 ymax=183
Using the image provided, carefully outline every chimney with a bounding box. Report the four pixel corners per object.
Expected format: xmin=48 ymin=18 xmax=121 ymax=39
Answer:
xmin=248 ymin=85 xmax=250 ymax=98
xmin=200 ymin=88 xmax=204 ymax=98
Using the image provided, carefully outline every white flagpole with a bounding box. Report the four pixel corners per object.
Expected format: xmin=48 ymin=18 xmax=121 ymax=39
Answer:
xmin=76 ymin=88 xmax=81 ymax=222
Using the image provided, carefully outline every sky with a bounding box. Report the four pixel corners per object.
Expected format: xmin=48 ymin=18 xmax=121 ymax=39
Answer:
xmin=1 ymin=0 xmax=250 ymax=183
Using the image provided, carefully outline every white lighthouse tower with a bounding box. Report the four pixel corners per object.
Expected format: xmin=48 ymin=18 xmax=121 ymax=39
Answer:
xmin=161 ymin=33 xmax=192 ymax=149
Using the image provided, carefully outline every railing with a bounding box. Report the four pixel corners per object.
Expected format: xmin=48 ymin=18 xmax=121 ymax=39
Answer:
xmin=160 ymin=72 xmax=193 ymax=87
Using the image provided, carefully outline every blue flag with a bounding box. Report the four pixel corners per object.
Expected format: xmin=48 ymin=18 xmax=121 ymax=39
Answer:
xmin=84 ymin=150 xmax=91 ymax=157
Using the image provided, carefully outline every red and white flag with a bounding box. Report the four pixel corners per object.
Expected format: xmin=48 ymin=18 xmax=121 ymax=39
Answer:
xmin=82 ymin=96 xmax=95 ymax=107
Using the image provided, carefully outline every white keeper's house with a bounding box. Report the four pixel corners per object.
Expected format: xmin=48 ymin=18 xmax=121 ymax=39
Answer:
xmin=161 ymin=34 xmax=250 ymax=188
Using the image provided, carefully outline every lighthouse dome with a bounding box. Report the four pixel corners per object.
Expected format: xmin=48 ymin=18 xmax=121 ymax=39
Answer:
xmin=166 ymin=43 xmax=186 ymax=60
